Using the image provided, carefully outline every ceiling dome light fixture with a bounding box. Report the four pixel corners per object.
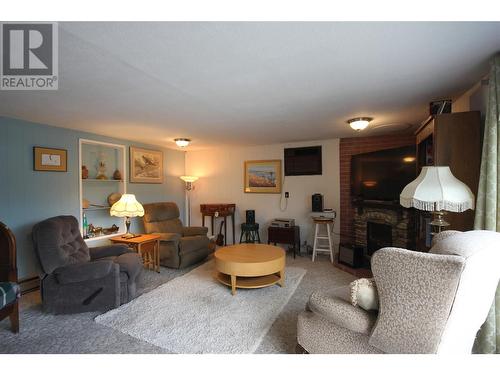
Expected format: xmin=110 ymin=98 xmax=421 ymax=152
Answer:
xmin=348 ymin=117 xmax=373 ymax=131
xmin=174 ymin=138 xmax=191 ymax=147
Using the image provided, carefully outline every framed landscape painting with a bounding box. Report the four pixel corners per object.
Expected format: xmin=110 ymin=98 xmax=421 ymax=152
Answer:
xmin=244 ymin=160 xmax=282 ymax=194
xmin=130 ymin=147 xmax=163 ymax=183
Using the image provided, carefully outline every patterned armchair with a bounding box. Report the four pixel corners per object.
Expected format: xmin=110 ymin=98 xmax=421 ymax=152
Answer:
xmin=297 ymin=230 xmax=500 ymax=354
xmin=0 ymin=222 xmax=20 ymax=333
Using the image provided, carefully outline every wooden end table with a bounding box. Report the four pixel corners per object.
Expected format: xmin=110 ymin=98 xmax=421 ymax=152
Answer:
xmin=110 ymin=234 xmax=160 ymax=273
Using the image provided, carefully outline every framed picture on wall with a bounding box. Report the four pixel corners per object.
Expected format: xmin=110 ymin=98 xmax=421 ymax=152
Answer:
xmin=244 ymin=159 xmax=282 ymax=194
xmin=33 ymin=146 xmax=67 ymax=172
xmin=130 ymin=146 xmax=163 ymax=183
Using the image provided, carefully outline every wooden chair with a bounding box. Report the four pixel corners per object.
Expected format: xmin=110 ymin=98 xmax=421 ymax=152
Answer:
xmin=0 ymin=221 xmax=20 ymax=333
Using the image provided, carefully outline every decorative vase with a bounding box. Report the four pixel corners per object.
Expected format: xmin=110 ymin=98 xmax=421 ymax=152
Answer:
xmin=82 ymin=165 xmax=89 ymax=179
xmin=113 ymin=169 xmax=122 ymax=180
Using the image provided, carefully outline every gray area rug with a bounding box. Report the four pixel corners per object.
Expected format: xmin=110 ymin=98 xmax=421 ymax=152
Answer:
xmin=95 ymin=261 xmax=306 ymax=353
xmin=0 ymin=254 xmax=355 ymax=353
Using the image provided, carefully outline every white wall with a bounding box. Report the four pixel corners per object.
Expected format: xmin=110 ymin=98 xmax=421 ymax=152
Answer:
xmin=185 ymin=139 xmax=340 ymax=250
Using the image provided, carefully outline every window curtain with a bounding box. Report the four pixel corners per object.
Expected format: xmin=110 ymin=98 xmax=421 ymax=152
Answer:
xmin=473 ymin=55 xmax=500 ymax=354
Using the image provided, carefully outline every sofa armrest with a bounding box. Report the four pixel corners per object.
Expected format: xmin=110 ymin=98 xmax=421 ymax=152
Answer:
xmin=89 ymin=244 xmax=132 ymax=260
xmin=53 ymin=260 xmax=116 ymax=284
xmin=182 ymin=226 xmax=208 ymax=237
xmin=154 ymin=232 xmax=182 ymax=243
xmin=308 ymin=291 xmax=377 ymax=335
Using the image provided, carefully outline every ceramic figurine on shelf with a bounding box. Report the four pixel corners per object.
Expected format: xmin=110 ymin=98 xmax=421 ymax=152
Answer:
xmin=82 ymin=165 xmax=89 ymax=179
xmin=113 ymin=169 xmax=122 ymax=180
xmin=96 ymin=153 xmax=108 ymax=180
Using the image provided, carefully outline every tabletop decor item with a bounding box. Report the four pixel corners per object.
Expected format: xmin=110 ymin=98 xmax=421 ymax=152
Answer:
xmin=107 ymin=192 xmax=122 ymax=207
xmin=400 ymin=166 xmax=475 ymax=233
xmin=244 ymin=160 xmax=282 ymax=194
xmin=33 ymin=147 xmax=67 ymax=172
xmin=102 ymin=224 xmax=120 ymax=235
xmin=96 ymin=152 xmax=108 ymax=180
xmin=82 ymin=198 xmax=90 ymax=209
xmin=110 ymin=194 xmax=145 ymax=238
xmin=113 ymin=169 xmax=122 ymax=180
xmin=81 ymin=165 xmax=89 ymax=179
xmin=130 ymin=146 xmax=163 ymax=183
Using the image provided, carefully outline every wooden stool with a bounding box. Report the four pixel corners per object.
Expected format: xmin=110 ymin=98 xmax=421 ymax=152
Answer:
xmin=240 ymin=223 xmax=261 ymax=243
xmin=312 ymin=218 xmax=334 ymax=263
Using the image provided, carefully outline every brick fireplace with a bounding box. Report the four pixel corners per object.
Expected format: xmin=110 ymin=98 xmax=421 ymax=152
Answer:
xmin=339 ymin=133 xmax=416 ymax=245
xmin=353 ymin=204 xmax=415 ymax=257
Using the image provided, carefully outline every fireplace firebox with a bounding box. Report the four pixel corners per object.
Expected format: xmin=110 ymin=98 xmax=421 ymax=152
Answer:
xmin=367 ymin=221 xmax=392 ymax=256
xmin=353 ymin=203 xmax=415 ymax=262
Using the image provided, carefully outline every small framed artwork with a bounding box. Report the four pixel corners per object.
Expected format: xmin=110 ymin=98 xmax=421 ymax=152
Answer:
xmin=244 ymin=159 xmax=282 ymax=194
xmin=33 ymin=147 xmax=67 ymax=172
xmin=130 ymin=146 xmax=163 ymax=183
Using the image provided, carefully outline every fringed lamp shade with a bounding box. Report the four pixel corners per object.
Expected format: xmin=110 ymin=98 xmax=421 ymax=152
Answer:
xmin=400 ymin=166 xmax=474 ymax=212
xmin=110 ymin=194 xmax=145 ymax=217
xmin=110 ymin=194 xmax=144 ymax=238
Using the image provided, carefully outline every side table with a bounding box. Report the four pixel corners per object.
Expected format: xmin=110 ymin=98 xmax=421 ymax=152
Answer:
xmin=200 ymin=204 xmax=236 ymax=245
xmin=267 ymin=225 xmax=301 ymax=259
xmin=110 ymin=234 xmax=160 ymax=273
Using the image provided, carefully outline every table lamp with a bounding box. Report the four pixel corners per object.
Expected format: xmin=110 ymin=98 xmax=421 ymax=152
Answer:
xmin=110 ymin=194 xmax=145 ymax=238
xmin=400 ymin=166 xmax=475 ymax=233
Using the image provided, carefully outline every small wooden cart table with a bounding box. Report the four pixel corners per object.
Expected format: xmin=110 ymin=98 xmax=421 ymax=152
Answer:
xmin=110 ymin=234 xmax=160 ymax=273
xmin=214 ymin=243 xmax=285 ymax=295
xmin=267 ymin=225 xmax=301 ymax=258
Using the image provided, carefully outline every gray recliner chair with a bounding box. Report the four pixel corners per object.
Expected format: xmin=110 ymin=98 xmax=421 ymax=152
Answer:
xmin=143 ymin=202 xmax=210 ymax=269
xmin=32 ymin=215 xmax=143 ymax=314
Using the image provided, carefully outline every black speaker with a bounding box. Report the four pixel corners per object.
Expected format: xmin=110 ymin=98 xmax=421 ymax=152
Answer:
xmin=312 ymin=194 xmax=323 ymax=212
xmin=246 ymin=210 xmax=255 ymax=224
xmin=338 ymin=244 xmax=364 ymax=268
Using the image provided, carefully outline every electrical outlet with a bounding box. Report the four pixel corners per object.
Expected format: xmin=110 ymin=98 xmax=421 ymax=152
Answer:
xmin=285 ymin=192 xmax=289 ymax=198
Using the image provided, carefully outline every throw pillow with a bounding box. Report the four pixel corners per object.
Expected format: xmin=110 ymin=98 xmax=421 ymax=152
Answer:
xmin=350 ymin=278 xmax=379 ymax=311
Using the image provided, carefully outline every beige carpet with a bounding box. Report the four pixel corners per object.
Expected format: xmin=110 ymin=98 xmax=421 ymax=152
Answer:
xmin=95 ymin=260 xmax=306 ymax=353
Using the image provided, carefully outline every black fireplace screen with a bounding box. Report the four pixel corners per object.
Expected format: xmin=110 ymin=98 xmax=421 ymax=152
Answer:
xmin=367 ymin=221 xmax=392 ymax=256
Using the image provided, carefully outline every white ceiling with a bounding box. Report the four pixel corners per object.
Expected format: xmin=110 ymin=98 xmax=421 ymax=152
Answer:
xmin=1 ymin=22 xmax=499 ymax=149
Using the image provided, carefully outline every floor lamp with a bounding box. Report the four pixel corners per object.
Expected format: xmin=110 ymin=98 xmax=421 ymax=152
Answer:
xmin=400 ymin=166 xmax=475 ymax=234
xmin=180 ymin=176 xmax=198 ymax=226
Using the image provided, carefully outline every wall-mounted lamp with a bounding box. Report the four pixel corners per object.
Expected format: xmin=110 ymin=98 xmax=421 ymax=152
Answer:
xmin=174 ymin=138 xmax=191 ymax=147
xmin=348 ymin=117 xmax=373 ymax=131
xmin=180 ymin=176 xmax=199 ymax=225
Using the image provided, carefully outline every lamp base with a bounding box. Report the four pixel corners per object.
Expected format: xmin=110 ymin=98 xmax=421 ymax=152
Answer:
xmin=121 ymin=233 xmax=141 ymax=239
xmin=430 ymin=211 xmax=450 ymax=234
xmin=121 ymin=217 xmax=141 ymax=239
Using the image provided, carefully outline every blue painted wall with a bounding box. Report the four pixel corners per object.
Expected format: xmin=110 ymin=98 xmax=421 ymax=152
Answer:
xmin=0 ymin=116 xmax=186 ymax=279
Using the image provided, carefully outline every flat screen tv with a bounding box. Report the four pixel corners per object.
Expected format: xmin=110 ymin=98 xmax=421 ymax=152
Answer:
xmin=284 ymin=146 xmax=322 ymax=176
xmin=351 ymin=145 xmax=416 ymax=202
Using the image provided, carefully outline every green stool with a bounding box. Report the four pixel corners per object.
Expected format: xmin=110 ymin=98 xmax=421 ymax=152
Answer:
xmin=240 ymin=223 xmax=261 ymax=243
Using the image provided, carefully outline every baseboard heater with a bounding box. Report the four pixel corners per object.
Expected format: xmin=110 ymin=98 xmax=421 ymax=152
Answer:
xmin=19 ymin=276 xmax=40 ymax=295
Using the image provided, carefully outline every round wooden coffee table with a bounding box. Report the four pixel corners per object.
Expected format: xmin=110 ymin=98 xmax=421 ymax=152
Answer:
xmin=214 ymin=243 xmax=285 ymax=295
